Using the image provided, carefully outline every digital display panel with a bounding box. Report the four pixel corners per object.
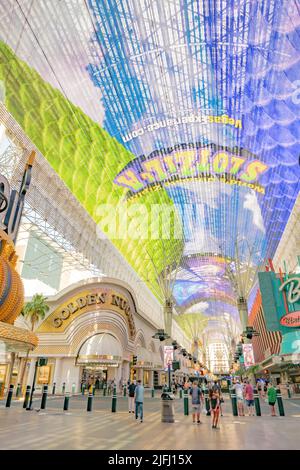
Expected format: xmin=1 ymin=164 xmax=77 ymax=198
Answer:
xmin=0 ymin=0 xmax=299 ymax=334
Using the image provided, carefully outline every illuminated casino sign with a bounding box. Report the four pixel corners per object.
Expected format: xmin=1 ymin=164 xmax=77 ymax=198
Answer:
xmin=258 ymin=272 xmax=300 ymax=332
xmin=114 ymin=144 xmax=268 ymax=197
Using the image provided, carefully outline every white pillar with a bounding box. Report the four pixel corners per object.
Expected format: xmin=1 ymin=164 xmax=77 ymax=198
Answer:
xmin=26 ymin=359 xmax=36 ymax=386
xmin=53 ymin=358 xmax=62 ymax=390
xmin=149 ymin=370 xmax=154 ymax=388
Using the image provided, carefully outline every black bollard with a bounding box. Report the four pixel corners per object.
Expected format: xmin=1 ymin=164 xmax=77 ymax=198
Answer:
xmin=52 ymin=382 xmax=56 ymax=395
xmin=87 ymin=392 xmax=93 ymax=412
xmin=103 ymin=384 xmax=107 ymax=396
xmin=205 ymin=389 xmax=211 ymax=416
xmin=123 ymin=385 xmax=126 ymax=397
xmin=92 ymin=385 xmax=96 ymax=396
xmin=254 ymin=388 xmax=261 ymax=416
xmin=5 ymin=384 xmax=14 ymax=408
xmin=111 ymin=385 xmax=117 ymax=412
xmin=276 ymin=388 xmax=285 ymax=416
xmin=40 ymin=384 xmax=48 ymax=410
xmin=63 ymin=392 xmax=70 ymax=411
xmin=16 ymin=383 xmax=21 ymax=398
xmin=183 ymin=389 xmax=189 ymax=415
xmin=230 ymin=390 xmax=238 ymax=416
xmin=62 ymin=382 xmax=66 ymax=395
xmin=23 ymin=385 xmax=31 ymax=409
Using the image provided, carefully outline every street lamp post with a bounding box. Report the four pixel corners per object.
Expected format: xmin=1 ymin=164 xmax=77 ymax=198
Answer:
xmin=26 ymin=360 xmax=38 ymax=411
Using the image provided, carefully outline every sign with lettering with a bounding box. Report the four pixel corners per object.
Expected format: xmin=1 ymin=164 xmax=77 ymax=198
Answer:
xmin=0 ymin=152 xmax=35 ymax=243
xmin=258 ymin=271 xmax=300 ymax=334
xmin=38 ymin=288 xmax=136 ymax=338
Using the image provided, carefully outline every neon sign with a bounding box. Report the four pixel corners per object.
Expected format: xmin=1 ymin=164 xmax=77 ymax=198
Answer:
xmin=279 ymin=277 xmax=300 ymax=305
xmin=114 ymin=145 xmax=268 ymax=196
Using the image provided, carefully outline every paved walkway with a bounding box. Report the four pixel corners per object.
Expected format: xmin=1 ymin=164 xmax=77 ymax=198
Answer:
xmin=1 ymin=395 xmax=300 ymax=450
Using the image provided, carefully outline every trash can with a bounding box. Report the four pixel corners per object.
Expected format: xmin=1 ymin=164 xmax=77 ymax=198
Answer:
xmin=161 ymin=392 xmax=175 ymax=423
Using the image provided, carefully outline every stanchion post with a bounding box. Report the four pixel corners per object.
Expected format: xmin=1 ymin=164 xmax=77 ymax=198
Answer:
xmin=5 ymin=384 xmax=14 ymax=408
xmin=52 ymin=382 xmax=56 ymax=395
xmin=179 ymin=388 xmax=182 ymax=399
xmin=87 ymin=392 xmax=93 ymax=412
xmin=205 ymin=389 xmax=211 ymax=416
xmin=16 ymin=383 xmax=21 ymax=398
xmin=151 ymin=388 xmax=155 ymax=398
xmin=123 ymin=385 xmax=126 ymax=397
xmin=230 ymin=389 xmax=238 ymax=416
xmin=183 ymin=388 xmax=189 ymax=415
xmin=40 ymin=384 xmax=48 ymax=410
xmin=92 ymin=385 xmax=96 ymax=396
xmin=81 ymin=383 xmax=85 ymax=395
xmin=23 ymin=385 xmax=31 ymax=409
xmin=62 ymin=382 xmax=66 ymax=395
xmin=276 ymin=388 xmax=285 ymax=416
xmin=254 ymin=388 xmax=261 ymax=416
xmin=63 ymin=392 xmax=70 ymax=411
xmin=103 ymin=384 xmax=107 ymax=396
xmin=112 ymin=385 xmax=117 ymax=412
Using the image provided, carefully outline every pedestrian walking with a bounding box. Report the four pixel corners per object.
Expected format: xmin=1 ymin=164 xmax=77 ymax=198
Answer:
xmin=244 ymin=380 xmax=255 ymax=416
xmin=189 ymin=381 xmax=204 ymax=424
xmin=209 ymin=389 xmax=220 ymax=429
xmin=128 ymin=381 xmax=136 ymax=413
xmin=267 ymin=382 xmax=277 ymax=417
xmin=135 ymin=380 xmax=144 ymax=423
xmin=234 ymin=380 xmax=245 ymax=416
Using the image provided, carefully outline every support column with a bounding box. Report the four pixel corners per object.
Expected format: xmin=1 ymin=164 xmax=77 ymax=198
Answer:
xmin=26 ymin=359 xmax=36 ymax=386
xmin=53 ymin=358 xmax=62 ymax=391
xmin=149 ymin=370 xmax=154 ymax=388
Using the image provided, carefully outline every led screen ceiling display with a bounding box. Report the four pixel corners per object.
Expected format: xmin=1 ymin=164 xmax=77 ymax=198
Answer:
xmin=0 ymin=0 xmax=300 ymax=332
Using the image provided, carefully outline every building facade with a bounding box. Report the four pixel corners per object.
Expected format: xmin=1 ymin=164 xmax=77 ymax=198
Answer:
xmin=17 ymin=277 xmax=192 ymax=393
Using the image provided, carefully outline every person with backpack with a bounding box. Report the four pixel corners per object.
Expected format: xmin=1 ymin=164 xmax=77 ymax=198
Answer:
xmin=189 ymin=381 xmax=204 ymax=424
xmin=128 ymin=380 xmax=136 ymax=413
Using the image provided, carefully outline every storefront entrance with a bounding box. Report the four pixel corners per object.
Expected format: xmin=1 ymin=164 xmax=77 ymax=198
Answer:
xmin=81 ymin=367 xmax=108 ymax=390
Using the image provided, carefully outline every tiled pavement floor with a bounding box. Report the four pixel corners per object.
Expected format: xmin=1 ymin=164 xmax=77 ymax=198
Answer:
xmin=1 ymin=394 xmax=300 ymax=450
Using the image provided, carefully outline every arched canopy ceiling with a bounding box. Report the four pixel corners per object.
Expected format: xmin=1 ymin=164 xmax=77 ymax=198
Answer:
xmin=0 ymin=0 xmax=300 ymax=337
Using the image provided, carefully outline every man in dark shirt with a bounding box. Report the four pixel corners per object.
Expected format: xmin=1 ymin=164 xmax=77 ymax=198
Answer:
xmin=128 ymin=381 xmax=136 ymax=413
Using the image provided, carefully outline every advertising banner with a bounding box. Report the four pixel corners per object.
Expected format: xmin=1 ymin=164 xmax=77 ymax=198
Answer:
xmin=164 ymin=346 xmax=174 ymax=371
xmin=242 ymin=344 xmax=255 ymax=368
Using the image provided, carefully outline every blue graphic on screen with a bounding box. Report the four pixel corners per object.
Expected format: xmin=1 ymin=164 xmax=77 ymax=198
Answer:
xmin=86 ymin=0 xmax=300 ymax=318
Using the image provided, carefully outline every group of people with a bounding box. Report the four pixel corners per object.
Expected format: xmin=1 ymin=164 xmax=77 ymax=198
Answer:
xmin=127 ymin=380 xmax=144 ymax=423
xmin=189 ymin=380 xmax=223 ymax=429
xmin=233 ymin=379 xmax=278 ymax=417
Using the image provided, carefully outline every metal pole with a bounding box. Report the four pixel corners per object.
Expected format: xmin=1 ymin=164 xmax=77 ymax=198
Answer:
xmin=230 ymin=390 xmax=238 ymax=416
xmin=111 ymin=385 xmax=117 ymax=412
xmin=276 ymin=388 xmax=285 ymax=416
xmin=103 ymin=383 xmax=107 ymax=396
xmin=5 ymin=384 xmax=14 ymax=408
xmin=151 ymin=388 xmax=155 ymax=398
xmin=205 ymin=389 xmax=211 ymax=416
xmin=123 ymin=384 xmax=127 ymax=397
xmin=179 ymin=388 xmax=182 ymax=399
xmin=87 ymin=392 xmax=93 ymax=412
xmin=254 ymin=388 xmax=261 ymax=416
xmin=92 ymin=385 xmax=96 ymax=396
xmin=16 ymin=383 xmax=21 ymax=398
xmin=27 ymin=360 xmax=38 ymax=411
xmin=168 ymin=363 xmax=171 ymax=392
xmin=183 ymin=388 xmax=189 ymax=415
xmin=63 ymin=392 xmax=70 ymax=411
xmin=52 ymin=382 xmax=56 ymax=395
xmin=23 ymin=385 xmax=31 ymax=409
xmin=81 ymin=383 xmax=85 ymax=395
xmin=72 ymin=383 xmax=76 ymax=395
xmin=40 ymin=384 xmax=48 ymax=410
xmin=62 ymin=382 xmax=66 ymax=395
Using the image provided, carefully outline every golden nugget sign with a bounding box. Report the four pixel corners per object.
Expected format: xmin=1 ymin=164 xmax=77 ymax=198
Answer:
xmin=53 ymin=290 xmax=135 ymax=336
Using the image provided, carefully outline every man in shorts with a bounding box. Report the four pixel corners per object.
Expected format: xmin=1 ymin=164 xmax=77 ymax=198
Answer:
xmin=190 ymin=381 xmax=204 ymax=424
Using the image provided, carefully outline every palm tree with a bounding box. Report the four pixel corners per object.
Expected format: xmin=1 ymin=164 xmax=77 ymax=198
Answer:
xmin=19 ymin=294 xmax=49 ymax=388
